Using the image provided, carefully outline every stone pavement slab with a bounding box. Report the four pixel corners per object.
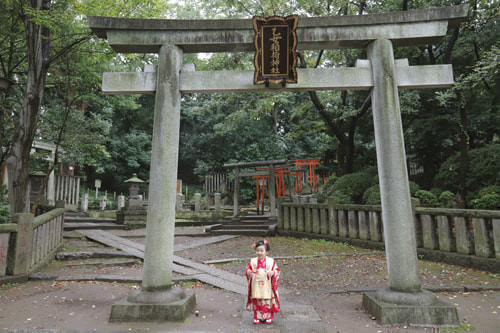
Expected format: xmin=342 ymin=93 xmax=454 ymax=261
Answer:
xmin=77 ymin=230 xmax=251 ymax=294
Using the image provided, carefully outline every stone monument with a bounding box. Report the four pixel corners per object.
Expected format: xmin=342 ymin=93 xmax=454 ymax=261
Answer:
xmin=116 ymin=173 xmax=148 ymax=229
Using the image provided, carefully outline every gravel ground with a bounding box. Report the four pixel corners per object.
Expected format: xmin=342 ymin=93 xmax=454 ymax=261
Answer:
xmin=175 ymin=235 xmax=499 ymax=293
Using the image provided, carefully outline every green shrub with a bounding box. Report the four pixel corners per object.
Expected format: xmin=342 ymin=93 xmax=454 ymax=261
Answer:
xmin=439 ymin=191 xmax=457 ymax=208
xmin=470 ymin=194 xmax=500 ymax=210
xmin=477 ymin=185 xmax=500 ymax=196
xmin=360 ymin=181 xmax=418 ymax=205
xmin=329 ymin=190 xmax=353 ymax=204
xmin=362 ymin=185 xmax=381 ymax=205
xmin=434 ymin=143 xmax=500 ymax=193
xmin=323 ymin=175 xmax=338 ymax=194
xmin=329 ymin=171 xmax=376 ymax=204
xmin=430 ymin=187 xmax=442 ymax=197
xmin=408 ymin=181 xmax=421 ymax=196
xmin=0 ymin=185 xmax=10 ymax=224
xmin=312 ymin=192 xmax=328 ymax=204
xmin=415 ymin=190 xmax=439 ymax=207
xmin=469 ymin=185 xmax=500 ymax=210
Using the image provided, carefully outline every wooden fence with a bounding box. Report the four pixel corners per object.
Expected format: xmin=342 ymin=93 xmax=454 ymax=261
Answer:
xmin=0 ymin=203 xmax=65 ymax=277
xmin=278 ymin=198 xmax=500 ymax=271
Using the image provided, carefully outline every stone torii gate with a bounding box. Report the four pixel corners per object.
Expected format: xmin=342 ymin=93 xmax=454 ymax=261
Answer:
xmin=87 ymin=5 xmax=467 ymax=325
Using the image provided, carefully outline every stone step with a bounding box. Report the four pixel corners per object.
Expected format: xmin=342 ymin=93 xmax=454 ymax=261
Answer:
xmin=223 ymin=219 xmax=273 ymax=225
xmin=65 ymin=211 xmax=89 ymax=218
xmin=225 ymin=215 xmax=270 ymax=221
xmin=64 ymin=222 xmax=126 ymax=231
xmin=219 ymin=224 xmax=271 ymax=230
xmin=210 ymin=229 xmax=271 ymax=237
xmin=241 ymin=215 xmax=271 ymax=220
xmin=65 ymin=217 xmax=115 ymax=223
xmin=239 ymin=220 xmax=272 ymax=224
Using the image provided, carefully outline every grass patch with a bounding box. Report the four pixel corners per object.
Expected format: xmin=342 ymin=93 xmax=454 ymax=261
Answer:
xmin=266 ymin=236 xmax=372 ymax=256
xmin=418 ymin=260 xmax=498 ymax=285
xmin=441 ymin=322 xmax=475 ymax=331
xmin=176 ymin=280 xmax=204 ymax=288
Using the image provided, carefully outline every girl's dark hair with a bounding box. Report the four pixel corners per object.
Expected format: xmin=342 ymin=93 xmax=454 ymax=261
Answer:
xmin=252 ymin=239 xmax=270 ymax=251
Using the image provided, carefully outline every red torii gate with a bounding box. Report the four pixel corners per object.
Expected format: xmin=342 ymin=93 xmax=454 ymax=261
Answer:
xmin=252 ymin=159 xmax=334 ymax=209
xmin=253 ymin=165 xmax=305 ymax=212
xmin=294 ymin=158 xmax=320 ymax=189
xmin=224 ymin=159 xmax=286 ymax=218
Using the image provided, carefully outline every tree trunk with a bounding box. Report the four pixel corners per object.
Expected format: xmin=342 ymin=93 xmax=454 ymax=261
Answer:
xmin=457 ymin=101 xmax=470 ymax=208
xmin=6 ymin=0 xmax=51 ymax=214
xmin=272 ymin=102 xmax=279 ymax=135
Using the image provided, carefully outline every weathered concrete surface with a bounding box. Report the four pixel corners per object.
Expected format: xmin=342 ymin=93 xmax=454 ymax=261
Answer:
xmin=102 ymin=63 xmax=454 ymax=94
xmin=77 ymin=229 xmax=248 ymax=294
xmin=363 ymin=38 xmax=459 ymax=327
xmin=8 ymin=214 xmax=34 ymax=275
xmin=493 ymin=218 xmax=500 ymax=259
xmin=368 ymin=38 xmax=421 ymax=293
xmin=363 ymin=290 xmax=459 ymax=327
xmin=109 ymin=291 xmax=196 ymax=322
xmin=141 ymin=44 xmax=183 ymax=291
xmin=87 ymin=5 xmax=467 ymax=53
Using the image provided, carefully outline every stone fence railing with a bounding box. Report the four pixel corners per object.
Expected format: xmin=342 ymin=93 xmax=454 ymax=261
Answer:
xmin=55 ymin=175 xmax=80 ymax=207
xmin=277 ymin=198 xmax=500 ymax=272
xmin=0 ymin=202 xmax=65 ymax=278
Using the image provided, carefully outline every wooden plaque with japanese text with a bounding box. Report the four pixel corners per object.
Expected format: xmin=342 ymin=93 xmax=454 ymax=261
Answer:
xmin=253 ymin=15 xmax=298 ymax=85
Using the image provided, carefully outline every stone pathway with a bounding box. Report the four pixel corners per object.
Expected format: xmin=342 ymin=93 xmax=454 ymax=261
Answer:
xmin=78 ymin=230 xmax=255 ymax=294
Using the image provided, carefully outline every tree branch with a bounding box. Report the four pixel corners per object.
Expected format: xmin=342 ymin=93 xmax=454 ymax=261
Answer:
xmin=297 ymin=51 xmax=347 ymax=143
xmin=48 ymin=35 xmax=90 ymax=67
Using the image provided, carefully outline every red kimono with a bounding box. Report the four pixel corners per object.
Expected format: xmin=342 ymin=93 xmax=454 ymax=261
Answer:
xmin=246 ymin=256 xmax=280 ymax=320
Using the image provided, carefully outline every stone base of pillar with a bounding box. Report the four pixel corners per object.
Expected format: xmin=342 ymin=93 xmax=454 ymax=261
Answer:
xmin=109 ymin=288 xmax=196 ymax=322
xmin=362 ymin=288 xmax=459 ymax=327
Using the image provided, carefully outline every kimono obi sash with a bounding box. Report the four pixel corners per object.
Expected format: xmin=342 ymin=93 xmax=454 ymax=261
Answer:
xmin=250 ymin=257 xmax=274 ymax=299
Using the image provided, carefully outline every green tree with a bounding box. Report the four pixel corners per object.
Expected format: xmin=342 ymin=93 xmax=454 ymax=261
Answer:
xmin=4 ymin=0 xmax=55 ymax=213
xmin=0 ymin=0 xmax=170 ymax=213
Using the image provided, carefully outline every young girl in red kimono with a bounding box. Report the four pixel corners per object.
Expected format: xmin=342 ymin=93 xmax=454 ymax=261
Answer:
xmin=246 ymin=239 xmax=280 ymax=324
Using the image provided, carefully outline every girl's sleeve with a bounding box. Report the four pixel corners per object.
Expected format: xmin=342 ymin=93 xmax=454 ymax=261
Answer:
xmin=270 ymin=259 xmax=280 ymax=288
xmin=273 ymin=261 xmax=280 ymax=279
xmin=245 ymin=261 xmax=254 ymax=281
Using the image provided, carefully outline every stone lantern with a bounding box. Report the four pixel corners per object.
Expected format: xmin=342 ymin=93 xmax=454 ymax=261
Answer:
xmin=117 ymin=173 xmax=147 ymax=228
xmin=124 ymin=173 xmax=144 ymax=199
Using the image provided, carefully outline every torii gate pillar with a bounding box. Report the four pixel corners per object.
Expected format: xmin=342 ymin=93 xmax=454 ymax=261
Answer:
xmin=362 ymin=39 xmax=458 ymax=325
xmin=109 ymin=45 xmax=196 ymax=322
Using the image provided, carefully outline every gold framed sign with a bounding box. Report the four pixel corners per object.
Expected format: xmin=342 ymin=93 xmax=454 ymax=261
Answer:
xmin=253 ymin=15 xmax=298 ymax=85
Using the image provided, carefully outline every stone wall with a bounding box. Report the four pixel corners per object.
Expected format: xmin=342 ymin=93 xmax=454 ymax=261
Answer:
xmin=278 ymin=198 xmax=500 ymax=272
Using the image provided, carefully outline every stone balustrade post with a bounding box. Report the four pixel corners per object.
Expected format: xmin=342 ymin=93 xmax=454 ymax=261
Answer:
xmin=7 ymin=214 xmax=34 ymax=275
xmin=175 ymin=193 xmax=183 ymax=211
xmin=214 ymin=193 xmax=221 ymax=211
xmin=118 ymin=195 xmax=125 ymax=210
xmin=81 ymin=193 xmax=88 ymax=212
xmin=194 ymin=193 xmax=201 ymax=211
xmin=100 ymin=195 xmax=107 ymax=211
